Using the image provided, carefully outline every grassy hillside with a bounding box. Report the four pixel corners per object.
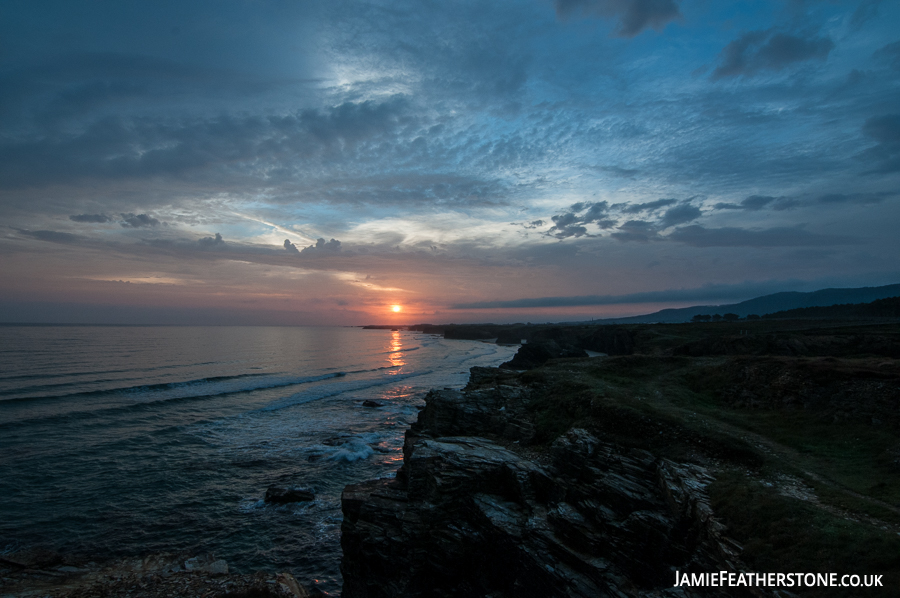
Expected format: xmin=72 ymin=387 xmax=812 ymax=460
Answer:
xmin=472 ymin=320 xmax=900 ymax=595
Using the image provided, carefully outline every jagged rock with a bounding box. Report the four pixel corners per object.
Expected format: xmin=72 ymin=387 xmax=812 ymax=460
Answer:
xmin=265 ymin=486 xmax=315 ymax=504
xmin=341 ymin=369 xmax=746 ymax=598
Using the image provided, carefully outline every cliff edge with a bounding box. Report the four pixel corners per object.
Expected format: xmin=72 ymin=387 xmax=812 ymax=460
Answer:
xmin=341 ymin=349 xmax=900 ymax=597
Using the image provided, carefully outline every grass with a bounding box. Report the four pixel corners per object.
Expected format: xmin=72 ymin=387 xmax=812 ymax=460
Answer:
xmin=511 ymin=352 xmax=900 ymax=591
xmin=709 ymin=469 xmax=900 ymax=597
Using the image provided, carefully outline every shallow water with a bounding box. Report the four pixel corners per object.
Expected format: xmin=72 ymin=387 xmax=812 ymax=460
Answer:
xmin=0 ymin=325 xmax=518 ymax=595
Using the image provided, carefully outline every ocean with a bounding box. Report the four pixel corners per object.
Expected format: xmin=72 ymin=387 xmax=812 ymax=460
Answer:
xmin=0 ymin=325 xmax=519 ymax=595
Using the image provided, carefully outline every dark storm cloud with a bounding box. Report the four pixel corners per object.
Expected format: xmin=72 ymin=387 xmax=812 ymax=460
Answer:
xmin=120 ymin=213 xmax=160 ymax=228
xmin=667 ymin=225 xmax=856 ymax=247
xmin=284 ymin=239 xmax=300 ymax=254
xmin=198 ymin=232 xmax=224 ymax=247
xmin=301 ymin=238 xmax=342 ymax=254
xmin=69 ymin=213 xmax=112 ymax=223
xmin=0 ymin=97 xmax=410 ymax=190
xmin=711 ymin=30 xmax=834 ymax=79
xmin=553 ymin=0 xmax=682 ymax=37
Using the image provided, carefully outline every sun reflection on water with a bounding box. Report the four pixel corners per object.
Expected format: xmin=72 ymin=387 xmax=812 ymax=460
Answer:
xmin=388 ymin=330 xmax=405 ymax=368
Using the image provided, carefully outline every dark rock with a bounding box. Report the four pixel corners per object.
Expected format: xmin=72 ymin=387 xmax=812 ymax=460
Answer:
xmin=362 ymin=400 xmax=384 ymax=408
xmin=499 ymin=340 xmax=587 ymax=370
xmin=0 ymin=548 xmax=63 ymax=569
xmin=341 ymin=376 xmax=744 ymax=597
xmin=265 ymin=486 xmax=315 ymax=504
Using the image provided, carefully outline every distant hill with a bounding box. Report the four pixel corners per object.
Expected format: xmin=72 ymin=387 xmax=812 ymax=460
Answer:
xmin=762 ymin=295 xmax=900 ymax=319
xmin=599 ymin=283 xmax=900 ymax=324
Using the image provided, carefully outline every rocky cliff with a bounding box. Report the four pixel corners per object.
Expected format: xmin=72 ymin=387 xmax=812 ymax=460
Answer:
xmin=340 ymin=367 xmax=754 ymax=598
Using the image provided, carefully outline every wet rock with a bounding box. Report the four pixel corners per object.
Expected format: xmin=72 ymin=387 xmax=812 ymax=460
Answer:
xmin=362 ymin=400 xmax=384 ymax=407
xmin=265 ymin=486 xmax=315 ymax=504
xmin=0 ymin=547 xmax=63 ymax=569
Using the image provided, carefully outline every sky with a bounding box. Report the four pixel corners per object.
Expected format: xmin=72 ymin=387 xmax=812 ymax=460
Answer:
xmin=1 ymin=0 xmax=898 ymax=325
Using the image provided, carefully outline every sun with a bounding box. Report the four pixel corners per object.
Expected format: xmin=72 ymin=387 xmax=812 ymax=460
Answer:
xmin=391 ymin=304 xmax=401 ymax=313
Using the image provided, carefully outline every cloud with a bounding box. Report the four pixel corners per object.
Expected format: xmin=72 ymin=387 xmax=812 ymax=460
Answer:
xmin=711 ymin=30 xmax=834 ymax=79
xmin=284 ymin=239 xmax=300 ymax=254
xmin=553 ymin=0 xmax=681 ymax=37
xmin=851 ymin=0 xmax=886 ymax=28
xmin=547 ymin=199 xmax=701 ymax=239
xmin=547 ymin=201 xmax=615 ymax=238
xmin=659 ymin=202 xmax=701 ymax=228
xmin=712 ymin=193 xmax=887 ymax=211
xmin=198 ymin=232 xmax=224 ymax=247
xmin=862 ymin=114 xmax=900 ymax=145
xmin=610 ymin=219 xmax=658 ymax=242
xmin=620 ymin=198 xmax=677 ymax=214
xmin=69 ymin=213 xmax=112 ymax=223
xmin=301 ymin=238 xmax=342 ymax=254
xmin=817 ymin=192 xmax=889 ymax=205
xmin=16 ymin=229 xmax=82 ymax=244
xmin=667 ymin=225 xmax=856 ymax=247
xmin=874 ymin=41 xmax=900 ymax=71
xmin=713 ymin=195 xmax=776 ymax=211
xmin=120 ymin=213 xmax=160 ymax=228
xmin=861 ymin=114 xmax=900 ymax=173
xmin=0 ymin=97 xmax=410 ymax=190
xmin=595 ymin=165 xmax=640 ymax=178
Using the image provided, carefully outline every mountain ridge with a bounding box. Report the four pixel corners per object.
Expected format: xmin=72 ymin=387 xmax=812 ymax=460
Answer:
xmin=594 ymin=283 xmax=900 ymax=324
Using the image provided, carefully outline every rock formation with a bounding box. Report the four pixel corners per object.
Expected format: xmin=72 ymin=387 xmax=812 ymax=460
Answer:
xmin=340 ymin=370 xmax=750 ymax=597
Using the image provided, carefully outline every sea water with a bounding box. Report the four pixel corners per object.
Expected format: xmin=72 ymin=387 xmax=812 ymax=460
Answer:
xmin=0 ymin=325 xmax=518 ymax=594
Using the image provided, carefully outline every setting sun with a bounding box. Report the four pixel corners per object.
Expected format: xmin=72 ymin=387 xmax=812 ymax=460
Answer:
xmin=391 ymin=305 xmax=401 ymax=313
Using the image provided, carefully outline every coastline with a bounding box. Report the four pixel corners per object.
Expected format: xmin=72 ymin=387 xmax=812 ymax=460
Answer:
xmin=5 ymin=318 xmax=900 ymax=596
